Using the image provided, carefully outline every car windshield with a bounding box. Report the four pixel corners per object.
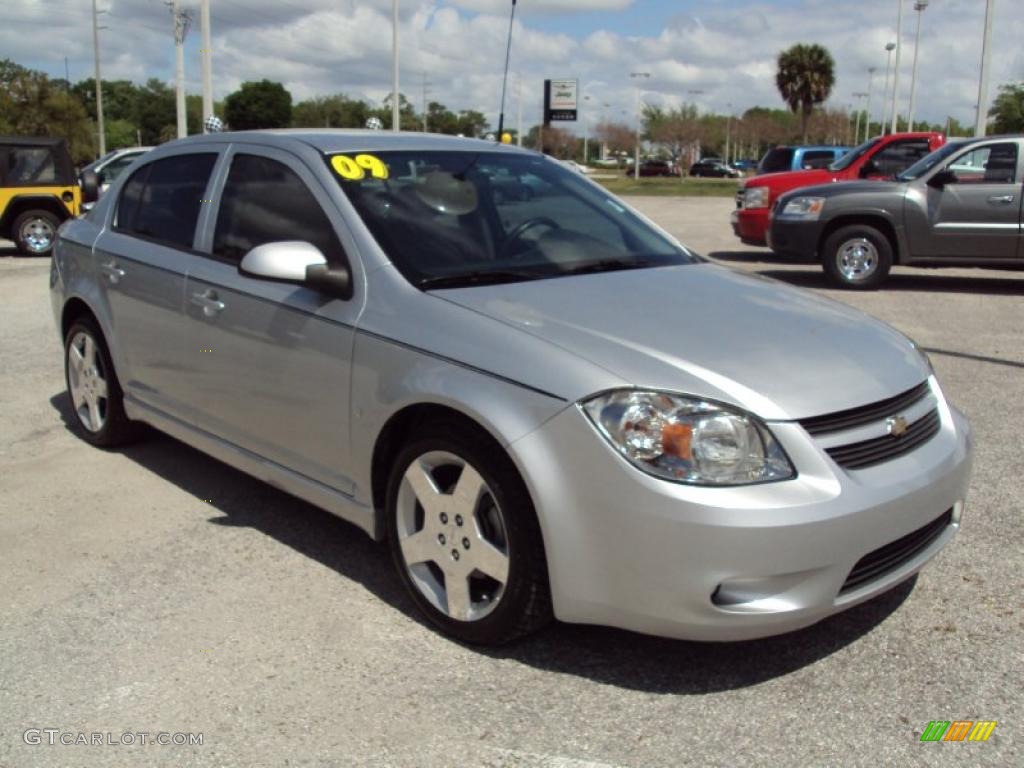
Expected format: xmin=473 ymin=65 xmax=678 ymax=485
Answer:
xmin=332 ymin=150 xmax=697 ymax=289
xmin=829 ymin=138 xmax=880 ymax=172
xmin=895 ymin=140 xmax=972 ymax=181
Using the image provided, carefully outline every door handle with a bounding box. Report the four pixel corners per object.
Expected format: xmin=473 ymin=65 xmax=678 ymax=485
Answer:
xmin=987 ymin=194 xmax=1015 ymax=204
xmin=190 ymin=289 xmax=226 ymax=317
xmin=99 ymin=261 xmax=125 ymax=284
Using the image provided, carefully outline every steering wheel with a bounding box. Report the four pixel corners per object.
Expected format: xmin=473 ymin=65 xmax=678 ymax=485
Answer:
xmin=500 ymin=217 xmax=560 ymax=259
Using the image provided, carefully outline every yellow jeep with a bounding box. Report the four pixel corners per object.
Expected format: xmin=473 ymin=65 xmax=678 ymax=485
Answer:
xmin=1 ymin=136 xmax=92 ymax=256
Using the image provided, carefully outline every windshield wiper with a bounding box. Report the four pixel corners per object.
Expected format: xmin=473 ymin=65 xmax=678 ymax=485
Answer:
xmin=418 ymin=270 xmax=545 ymax=290
xmin=559 ymin=257 xmax=663 ymax=277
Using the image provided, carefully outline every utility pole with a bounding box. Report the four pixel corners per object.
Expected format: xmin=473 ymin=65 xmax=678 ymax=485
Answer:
xmin=392 ymin=0 xmax=400 ymax=131
xmin=630 ymin=71 xmax=650 ymax=180
xmin=907 ymin=1 xmax=929 ymax=131
xmin=421 ymin=72 xmax=430 ymax=132
xmin=169 ymin=1 xmax=192 ymax=139
xmin=91 ymin=0 xmax=106 ymax=156
xmin=881 ymin=43 xmax=895 ymax=134
xmin=975 ymin=0 xmax=995 ymax=136
xmin=724 ymin=102 xmax=733 ymax=165
xmin=515 ymin=73 xmax=522 ymax=146
xmin=200 ymin=0 xmax=213 ymax=126
xmin=865 ymin=68 xmax=876 ymax=138
xmin=852 ymin=92 xmax=868 ymax=143
xmin=890 ymin=0 xmax=904 ymax=135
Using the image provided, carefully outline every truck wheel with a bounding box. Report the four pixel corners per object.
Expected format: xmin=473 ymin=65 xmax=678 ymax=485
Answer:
xmin=822 ymin=224 xmax=893 ymax=290
xmin=13 ymin=209 xmax=61 ymax=256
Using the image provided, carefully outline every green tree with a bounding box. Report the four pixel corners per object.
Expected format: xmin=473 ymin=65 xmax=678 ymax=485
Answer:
xmin=988 ymin=82 xmax=1024 ymax=133
xmin=224 ymin=80 xmax=292 ymax=130
xmin=133 ymin=79 xmax=176 ymax=144
xmin=293 ymin=94 xmax=373 ymax=128
xmin=775 ymin=43 xmax=836 ymax=143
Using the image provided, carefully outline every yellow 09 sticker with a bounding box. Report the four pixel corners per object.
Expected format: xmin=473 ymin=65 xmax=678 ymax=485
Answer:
xmin=331 ymin=154 xmax=389 ymax=181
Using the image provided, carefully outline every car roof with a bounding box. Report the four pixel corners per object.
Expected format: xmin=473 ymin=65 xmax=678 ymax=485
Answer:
xmin=166 ymin=129 xmax=536 ymax=156
xmin=0 ymin=135 xmax=68 ymax=148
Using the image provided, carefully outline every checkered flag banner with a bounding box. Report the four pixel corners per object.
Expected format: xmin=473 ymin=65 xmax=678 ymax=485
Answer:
xmin=204 ymin=115 xmax=224 ymax=134
xmin=365 ymin=116 xmax=383 ymax=131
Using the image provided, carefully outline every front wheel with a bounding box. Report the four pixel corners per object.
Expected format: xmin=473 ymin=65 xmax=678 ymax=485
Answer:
xmin=822 ymin=224 xmax=893 ymax=290
xmin=386 ymin=422 xmax=552 ymax=645
xmin=13 ymin=209 xmax=61 ymax=256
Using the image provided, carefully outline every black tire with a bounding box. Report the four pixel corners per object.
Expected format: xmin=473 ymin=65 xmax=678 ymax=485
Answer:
xmin=64 ymin=316 xmax=140 ymax=447
xmin=821 ymin=224 xmax=893 ymax=290
xmin=385 ymin=420 xmax=552 ymax=645
xmin=13 ymin=209 xmax=61 ymax=257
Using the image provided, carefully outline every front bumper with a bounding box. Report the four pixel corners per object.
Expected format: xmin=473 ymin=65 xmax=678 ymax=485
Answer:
xmin=768 ymin=216 xmax=823 ymax=263
xmin=731 ymin=207 xmax=769 ymax=246
xmin=508 ymin=383 xmax=972 ymax=641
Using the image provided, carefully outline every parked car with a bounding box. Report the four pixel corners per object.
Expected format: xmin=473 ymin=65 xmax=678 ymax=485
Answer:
xmin=730 ymin=159 xmax=758 ymax=173
xmin=0 ymin=136 xmax=96 ymax=255
xmin=734 ymin=132 xmax=945 ymax=246
xmin=757 ymin=145 xmax=852 ymax=175
xmin=627 ymin=160 xmax=680 ymax=177
xmin=769 ymin=134 xmax=1023 ymax=289
xmin=689 ymin=159 xmax=740 ymax=178
xmin=52 ymin=131 xmax=972 ymax=645
xmin=79 ymin=146 xmax=152 ymax=210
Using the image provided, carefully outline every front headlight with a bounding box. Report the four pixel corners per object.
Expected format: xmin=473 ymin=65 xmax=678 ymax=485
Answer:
xmin=581 ymin=390 xmax=796 ymax=486
xmin=779 ymin=196 xmax=825 ymax=219
xmin=742 ymin=186 xmax=770 ymax=209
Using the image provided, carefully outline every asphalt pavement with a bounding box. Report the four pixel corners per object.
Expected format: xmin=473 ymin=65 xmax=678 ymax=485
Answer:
xmin=1 ymin=198 xmax=1020 ymax=767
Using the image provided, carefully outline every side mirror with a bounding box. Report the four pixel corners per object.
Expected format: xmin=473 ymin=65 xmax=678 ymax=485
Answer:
xmin=928 ymin=169 xmax=957 ymax=188
xmin=239 ymin=241 xmax=352 ymax=299
xmin=80 ymin=170 xmax=99 ymax=203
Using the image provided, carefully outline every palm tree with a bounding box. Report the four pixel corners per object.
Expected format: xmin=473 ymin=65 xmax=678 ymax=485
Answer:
xmin=775 ymin=44 xmax=836 ymax=143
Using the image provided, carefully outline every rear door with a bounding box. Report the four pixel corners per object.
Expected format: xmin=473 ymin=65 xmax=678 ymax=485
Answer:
xmin=181 ymin=145 xmax=363 ymax=493
xmin=907 ymin=140 xmax=1022 ymax=260
xmin=91 ymin=151 xmax=219 ymax=418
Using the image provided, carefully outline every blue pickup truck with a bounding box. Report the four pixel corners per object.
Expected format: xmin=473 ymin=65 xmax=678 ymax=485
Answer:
xmin=757 ymin=145 xmax=850 ymax=175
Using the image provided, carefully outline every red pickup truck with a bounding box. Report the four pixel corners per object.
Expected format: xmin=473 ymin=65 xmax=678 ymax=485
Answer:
xmin=731 ymin=132 xmax=945 ymax=246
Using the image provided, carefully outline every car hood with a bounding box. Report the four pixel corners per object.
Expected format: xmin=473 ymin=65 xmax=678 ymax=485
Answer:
xmin=748 ymin=168 xmax=835 ymax=189
xmin=780 ymin=179 xmax=908 ymax=201
xmin=436 ymin=263 xmax=928 ymax=421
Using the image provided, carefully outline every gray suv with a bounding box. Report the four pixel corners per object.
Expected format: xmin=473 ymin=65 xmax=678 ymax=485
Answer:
xmin=769 ymin=135 xmax=1023 ymax=288
xmin=51 ymin=131 xmax=972 ymax=645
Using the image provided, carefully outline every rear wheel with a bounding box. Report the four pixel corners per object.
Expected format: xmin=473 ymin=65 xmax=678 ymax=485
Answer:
xmin=64 ymin=317 xmax=139 ymax=447
xmin=822 ymin=224 xmax=893 ymax=290
xmin=386 ymin=421 xmax=551 ymax=645
xmin=13 ymin=209 xmax=61 ymax=256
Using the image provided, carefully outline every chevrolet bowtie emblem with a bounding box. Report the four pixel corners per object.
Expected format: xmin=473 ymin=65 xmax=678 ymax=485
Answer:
xmin=886 ymin=415 xmax=910 ymax=437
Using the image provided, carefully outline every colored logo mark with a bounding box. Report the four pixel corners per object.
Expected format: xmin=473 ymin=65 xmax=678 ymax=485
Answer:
xmin=920 ymin=720 xmax=997 ymax=742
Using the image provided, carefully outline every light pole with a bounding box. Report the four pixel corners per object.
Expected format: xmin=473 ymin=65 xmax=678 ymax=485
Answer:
xmin=392 ymin=0 xmax=400 ymax=131
xmin=91 ymin=0 xmax=106 ymax=156
xmin=724 ymin=102 xmax=733 ymax=165
xmin=907 ymin=0 xmax=928 ymax=131
xmin=865 ymin=68 xmax=877 ymax=138
xmin=881 ymin=42 xmax=895 ymax=134
xmin=890 ymin=0 xmax=905 ymax=135
xmin=583 ymin=95 xmax=591 ymax=164
xmin=852 ymin=91 xmax=868 ymax=143
xmin=975 ymin=0 xmax=996 ymax=136
xmin=630 ymin=71 xmax=650 ymax=180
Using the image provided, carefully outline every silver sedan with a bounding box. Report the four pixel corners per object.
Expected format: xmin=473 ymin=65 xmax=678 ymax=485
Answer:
xmin=50 ymin=131 xmax=972 ymax=644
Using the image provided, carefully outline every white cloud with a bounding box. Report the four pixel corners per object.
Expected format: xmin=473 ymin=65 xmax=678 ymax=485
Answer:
xmin=2 ymin=0 xmax=1022 ymax=136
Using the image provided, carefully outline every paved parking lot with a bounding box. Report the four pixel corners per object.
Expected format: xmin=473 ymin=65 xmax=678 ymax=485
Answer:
xmin=1 ymin=197 xmax=1020 ymax=767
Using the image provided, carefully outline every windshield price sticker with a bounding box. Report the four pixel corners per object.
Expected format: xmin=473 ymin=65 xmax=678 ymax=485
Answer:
xmin=331 ymin=154 xmax=389 ymax=181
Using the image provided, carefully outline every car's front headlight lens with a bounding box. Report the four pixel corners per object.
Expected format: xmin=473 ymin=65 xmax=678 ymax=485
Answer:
xmin=779 ymin=196 xmax=825 ymax=219
xmin=742 ymin=186 xmax=770 ymax=209
xmin=581 ymin=391 xmax=796 ymax=486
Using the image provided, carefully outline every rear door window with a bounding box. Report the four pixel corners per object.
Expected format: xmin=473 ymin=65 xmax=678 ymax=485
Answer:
xmin=115 ymin=153 xmax=217 ymax=249
xmin=801 ymin=150 xmax=836 ymax=170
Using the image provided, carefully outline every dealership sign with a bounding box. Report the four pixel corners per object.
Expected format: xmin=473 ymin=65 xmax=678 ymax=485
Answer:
xmin=544 ymin=78 xmax=578 ymax=122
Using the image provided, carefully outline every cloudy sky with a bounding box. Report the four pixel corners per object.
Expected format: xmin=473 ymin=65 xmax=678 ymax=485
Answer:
xmin=6 ymin=0 xmax=1023 ymax=133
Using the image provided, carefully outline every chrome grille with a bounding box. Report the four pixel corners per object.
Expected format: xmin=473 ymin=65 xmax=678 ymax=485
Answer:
xmin=840 ymin=508 xmax=953 ymax=594
xmin=825 ymin=409 xmax=941 ymax=469
xmin=799 ymin=381 xmax=930 ymax=436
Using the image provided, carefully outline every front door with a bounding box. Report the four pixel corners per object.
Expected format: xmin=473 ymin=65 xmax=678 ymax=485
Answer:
xmin=182 ymin=147 xmax=363 ymax=494
xmin=909 ymin=140 xmax=1022 ymax=260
